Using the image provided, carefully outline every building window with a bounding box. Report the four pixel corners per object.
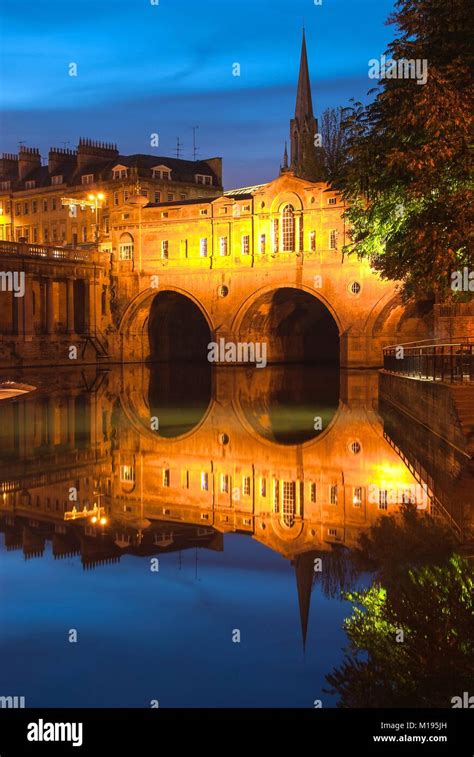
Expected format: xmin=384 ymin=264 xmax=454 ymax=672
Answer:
xmin=260 ymin=478 xmax=266 ymax=497
xmin=282 ymin=204 xmax=295 ymax=251
xmin=32 ymin=226 xmax=38 ymax=243
xmin=23 ymin=202 xmax=29 ymax=215
xmin=328 ymin=528 xmax=337 ymax=537
xmin=42 ymin=199 xmax=48 ymax=212
xmin=200 ymin=238 xmax=208 ymax=257
xmin=350 ymin=441 xmax=362 ymax=454
xmin=113 ymin=168 xmax=128 ymax=180
xmin=195 ymin=174 xmax=212 ymax=185
xmin=161 ymin=240 xmax=169 ymax=259
xmin=282 ymin=481 xmax=296 ymax=528
xmin=201 ymin=472 xmax=209 ymax=491
xmin=52 ymin=225 xmax=58 ymax=241
xmin=328 ymin=197 xmax=337 ymax=205
xmin=103 ymin=216 xmax=110 ymax=234
xmin=329 ymin=229 xmax=338 ymax=249
xmin=124 ymin=190 xmax=129 ymax=202
xmin=242 ymin=476 xmax=251 ymax=496
xmin=219 ymin=236 xmax=228 ymax=256
xmin=154 ymin=191 xmax=161 ymax=203
xmin=51 ymin=175 xmax=63 ymax=185
xmin=43 ymin=226 xmax=49 ymax=242
xmin=180 ymin=193 xmax=186 ymax=200
xmin=299 ymin=215 xmax=304 ymax=250
xmin=161 ymin=211 xmax=168 ymax=218
xmin=162 ymin=469 xmax=170 ymax=487
xmin=51 ymin=198 xmax=57 ymax=211
xmin=330 ymin=484 xmax=338 ymax=505
xmin=310 ymin=230 xmax=316 ymax=251
xmin=15 ymin=202 xmax=21 ymax=215
xmin=180 ymin=239 xmax=188 ymax=257
xmin=81 ymin=226 xmax=87 ymax=242
xmin=220 ymin=474 xmax=229 ymax=494
xmin=273 ymin=218 xmax=279 ymax=252
xmin=0 ymin=181 xmax=10 ymax=190
xmin=260 ymin=234 xmax=266 ymax=254
xmin=379 ymin=490 xmax=388 ymax=510
xmin=82 ymin=174 xmax=94 ymax=185
xmin=310 ymin=483 xmax=317 ymax=503
xmin=113 ymin=191 xmax=119 ymax=206
xmin=199 ymin=208 xmax=208 ymax=216
xmin=241 ymin=235 xmax=250 ymax=255
xmin=25 ymin=180 xmax=35 ymax=190
xmin=120 ymin=464 xmax=135 ymax=483
xmin=167 ymin=193 xmax=174 ymax=202
xmin=119 ymin=243 xmax=133 ymax=260
xmin=31 ymin=200 xmax=37 ymax=213
xmin=182 ymin=470 xmax=190 ymax=489
xmin=349 ymin=281 xmax=362 ymax=296
xmin=152 ymin=168 xmax=170 ymax=180
xmin=353 ymin=487 xmax=363 ymax=507
xmin=273 ymin=479 xmax=279 ymax=512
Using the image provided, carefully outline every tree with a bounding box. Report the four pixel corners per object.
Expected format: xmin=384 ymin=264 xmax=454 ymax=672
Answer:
xmin=325 ymin=555 xmax=474 ymax=707
xmin=340 ymin=0 xmax=474 ymax=300
xmin=320 ymin=107 xmax=350 ymax=183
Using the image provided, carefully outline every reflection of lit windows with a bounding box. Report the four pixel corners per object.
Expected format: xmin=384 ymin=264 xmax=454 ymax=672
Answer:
xmin=310 ymin=230 xmax=316 ymax=252
xmin=260 ymin=234 xmax=266 ymax=254
xmin=330 ymin=484 xmax=338 ymax=505
xmin=219 ymin=236 xmax=228 ymax=256
xmin=328 ymin=528 xmax=337 ymax=537
xmin=162 ymin=469 xmax=170 ymax=487
xmin=282 ymin=481 xmax=296 ymax=527
xmin=200 ymin=238 xmax=208 ymax=257
xmin=161 ymin=240 xmax=169 ymax=259
xmin=201 ymin=472 xmax=209 ymax=491
xmin=379 ymin=490 xmax=388 ymax=509
xmin=260 ymin=478 xmax=267 ymax=497
xmin=242 ymin=476 xmax=251 ymax=496
xmin=273 ymin=479 xmax=279 ymax=512
xmin=241 ymin=235 xmax=250 ymax=255
xmin=353 ymin=487 xmax=363 ymax=507
xmin=120 ymin=464 xmax=135 ymax=483
xmin=220 ymin=474 xmax=229 ymax=494
xmin=329 ymin=229 xmax=338 ymax=249
xmin=310 ymin=483 xmax=317 ymax=503
xmin=273 ymin=218 xmax=279 ymax=252
xmin=119 ymin=243 xmax=133 ymax=260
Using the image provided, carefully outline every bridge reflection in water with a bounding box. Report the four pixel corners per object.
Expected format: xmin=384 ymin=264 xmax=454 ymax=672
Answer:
xmin=0 ymin=364 xmax=472 ymax=707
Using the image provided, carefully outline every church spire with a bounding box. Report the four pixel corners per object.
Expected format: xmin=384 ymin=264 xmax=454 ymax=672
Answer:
xmin=295 ymin=29 xmax=314 ymax=122
xmin=289 ymin=30 xmax=323 ymax=181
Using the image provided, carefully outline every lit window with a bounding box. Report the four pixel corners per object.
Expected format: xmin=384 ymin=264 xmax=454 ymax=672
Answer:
xmin=310 ymin=483 xmax=316 ymax=503
xmin=113 ymin=191 xmax=119 ymax=206
xmin=200 ymin=238 xmax=208 ymax=257
xmin=219 ymin=236 xmax=228 ymax=256
xmin=329 ymin=229 xmax=338 ymax=249
xmin=242 ymin=476 xmax=251 ymax=496
xmin=162 ymin=469 xmax=170 ymax=487
xmin=260 ymin=234 xmax=266 ymax=254
xmin=120 ymin=464 xmax=135 ymax=482
xmin=330 ymin=484 xmax=338 ymax=505
xmin=119 ymin=243 xmax=134 ymax=260
xmin=273 ymin=479 xmax=279 ymax=512
xmin=241 ymin=235 xmax=250 ymax=255
xmin=154 ymin=191 xmax=161 ymax=203
xmin=282 ymin=204 xmax=295 ymax=251
xmin=353 ymin=487 xmax=363 ymax=507
xmin=201 ymin=472 xmax=209 ymax=491
xmin=310 ymin=230 xmax=316 ymax=251
xmin=273 ymin=218 xmax=279 ymax=252
xmin=82 ymin=174 xmax=94 ymax=185
xmin=220 ymin=474 xmax=229 ymax=494
xmin=161 ymin=240 xmax=169 ymax=259
xmin=282 ymin=481 xmax=296 ymax=527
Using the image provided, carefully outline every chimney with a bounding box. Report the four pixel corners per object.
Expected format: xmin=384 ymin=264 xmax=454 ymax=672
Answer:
xmin=0 ymin=153 xmax=19 ymax=180
xmin=203 ymin=157 xmax=222 ymax=187
xmin=77 ymin=138 xmax=119 ymax=172
xmin=48 ymin=147 xmax=77 ymax=175
xmin=18 ymin=147 xmax=41 ymax=181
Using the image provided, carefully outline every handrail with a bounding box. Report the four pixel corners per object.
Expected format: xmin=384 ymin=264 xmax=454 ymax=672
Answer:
xmin=384 ymin=336 xmax=474 ymax=350
xmin=0 ymin=240 xmax=102 ymax=264
xmin=382 ymin=340 xmax=474 ymax=383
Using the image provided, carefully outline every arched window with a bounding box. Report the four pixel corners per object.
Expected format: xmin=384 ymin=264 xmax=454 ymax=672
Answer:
xmin=282 ymin=204 xmax=295 ymax=251
xmin=119 ymin=232 xmax=134 ymax=261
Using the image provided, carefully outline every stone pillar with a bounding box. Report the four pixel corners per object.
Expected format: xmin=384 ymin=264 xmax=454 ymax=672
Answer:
xmin=23 ymin=274 xmax=34 ymax=340
xmin=66 ymin=278 xmax=75 ymax=334
xmin=46 ymin=279 xmax=55 ymax=335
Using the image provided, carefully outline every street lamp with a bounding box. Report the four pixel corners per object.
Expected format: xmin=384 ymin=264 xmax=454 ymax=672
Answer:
xmin=61 ymin=192 xmax=106 ymax=248
xmin=88 ymin=192 xmax=105 ymax=245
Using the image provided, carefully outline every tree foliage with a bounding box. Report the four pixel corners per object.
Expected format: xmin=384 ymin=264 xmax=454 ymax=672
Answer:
xmin=339 ymin=0 xmax=474 ymax=299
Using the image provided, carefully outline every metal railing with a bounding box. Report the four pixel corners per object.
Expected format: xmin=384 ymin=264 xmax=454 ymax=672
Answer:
xmin=383 ymin=338 xmax=474 ymax=383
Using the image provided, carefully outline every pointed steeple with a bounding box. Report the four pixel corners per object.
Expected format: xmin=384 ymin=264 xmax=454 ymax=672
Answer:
xmin=295 ymin=29 xmax=314 ymax=121
xmin=294 ymin=551 xmax=316 ymax=651
xmin=281 ymin=141 xmax=289 ymax=172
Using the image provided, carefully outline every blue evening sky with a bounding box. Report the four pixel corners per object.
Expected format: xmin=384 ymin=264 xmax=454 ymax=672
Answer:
xmin=0 ymin=0 xmax=396 ymax=187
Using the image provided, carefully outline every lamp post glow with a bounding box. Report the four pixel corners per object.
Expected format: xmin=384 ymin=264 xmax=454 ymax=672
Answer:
xmin=61 ymin=193 xmax=106 ymax=247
